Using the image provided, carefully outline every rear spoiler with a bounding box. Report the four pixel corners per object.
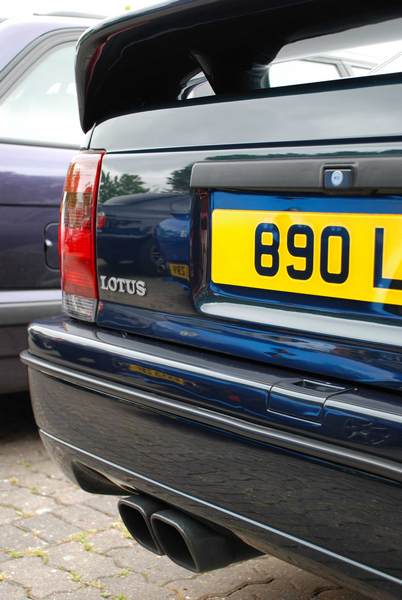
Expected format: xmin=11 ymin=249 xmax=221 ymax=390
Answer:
xmin=75 ymin=0 xmax=402 ymax=133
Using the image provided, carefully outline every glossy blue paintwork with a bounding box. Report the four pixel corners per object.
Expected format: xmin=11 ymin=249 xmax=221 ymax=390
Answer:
xmin=214 ymin=191 xmax=402 ymax=215
xmin=28 ymin=317 xmax=402 ymax=461
xmin=25 ymin=316 xmax=402 ymax=599
xmin=97 ymin=302 xmax=402 ymax=390
xmin=96 ymin=145 xmax=402 ymax=390
xmin=156 ymin=201 xmax=190 ymax=282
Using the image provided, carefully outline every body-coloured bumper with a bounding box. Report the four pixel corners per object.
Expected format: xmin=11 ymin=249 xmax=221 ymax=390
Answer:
xmin=23 ymin=317 xmax=402 ymax=599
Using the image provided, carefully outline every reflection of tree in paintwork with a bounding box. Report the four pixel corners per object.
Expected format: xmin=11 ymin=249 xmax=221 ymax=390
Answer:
xmin=167 ymin=164 xmax=193 ymax=192
xmin=99 ymin=171 xmax=149 ymax=203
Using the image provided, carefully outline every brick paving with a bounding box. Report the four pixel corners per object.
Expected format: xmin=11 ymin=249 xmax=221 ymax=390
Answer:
xmin=0 ymin=394 xmax=369 ymax=600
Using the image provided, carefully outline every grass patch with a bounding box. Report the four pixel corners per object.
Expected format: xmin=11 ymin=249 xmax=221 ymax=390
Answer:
xmin=16 ymin=510 xmax=34 ymax=519
xmin=6 ymin=548 xmax=49 ymax=563
xmin=111 ymin=522 xmax=131 ymax=540
xmin=6 ymin=551 xmax=23 ymax=559
xmin=119 ymin=569 xmax=130 ymax=578
xmin=70 ymin=571 xmax=82 ymax=583
xmin=88 ymin=579 xmax=105 ymax=590
xmin=69 ymin=530 xmax=97 ymax=545
xmin=27 ymin=549 xmax=49 ymax=564
xmin=83 ymin=542 xmax=94 ymax=552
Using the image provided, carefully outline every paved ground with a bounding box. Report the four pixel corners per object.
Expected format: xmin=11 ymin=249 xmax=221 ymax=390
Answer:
xmin=0 ymin=394 xmax=369 ymax=600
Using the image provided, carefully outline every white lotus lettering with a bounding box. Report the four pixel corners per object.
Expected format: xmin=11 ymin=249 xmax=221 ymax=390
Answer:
xmin=99 ymin=276 xmax=147 ymax=297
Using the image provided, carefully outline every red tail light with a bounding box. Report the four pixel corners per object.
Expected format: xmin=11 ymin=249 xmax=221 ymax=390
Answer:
xmin=60 ymin=151 xmax=104 ymax=321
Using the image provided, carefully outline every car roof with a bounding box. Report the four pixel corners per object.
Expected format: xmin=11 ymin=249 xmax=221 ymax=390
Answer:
xmin=0 ymin=14 xmax=100 ymax=30
xmin=0 ymin=14 xmax=101 ymax=74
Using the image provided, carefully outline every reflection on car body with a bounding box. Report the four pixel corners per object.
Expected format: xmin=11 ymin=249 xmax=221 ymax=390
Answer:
xmin=97 ymin=188 xmax=190 ymax=277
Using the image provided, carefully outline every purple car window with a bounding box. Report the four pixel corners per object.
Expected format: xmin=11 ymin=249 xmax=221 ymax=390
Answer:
xmin=0 ymin=43 xmax=82 ymax=146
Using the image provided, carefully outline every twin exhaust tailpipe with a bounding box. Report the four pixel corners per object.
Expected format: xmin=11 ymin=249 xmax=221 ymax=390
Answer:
xmin=118 ymin=495 xmax=260 ymax=572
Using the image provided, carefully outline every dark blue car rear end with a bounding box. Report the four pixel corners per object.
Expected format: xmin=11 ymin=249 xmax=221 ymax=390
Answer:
xmin=22 ymin=2 xmax=402 ymax=598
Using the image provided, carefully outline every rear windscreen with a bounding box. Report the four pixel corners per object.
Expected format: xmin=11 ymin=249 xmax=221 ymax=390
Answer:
xmin=185 ymin=17 xmax=402 ymax=99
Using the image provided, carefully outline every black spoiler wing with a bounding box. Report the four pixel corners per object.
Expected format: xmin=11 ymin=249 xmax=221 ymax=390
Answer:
xmin=75 ymin=0 xmax=401 ymax=133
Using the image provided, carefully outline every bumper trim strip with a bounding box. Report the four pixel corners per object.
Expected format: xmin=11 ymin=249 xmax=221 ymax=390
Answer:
xmin=25 ymin=322 xmax=275 ymax=391
xmin=21 ymin=350 xmax=402 ymax=483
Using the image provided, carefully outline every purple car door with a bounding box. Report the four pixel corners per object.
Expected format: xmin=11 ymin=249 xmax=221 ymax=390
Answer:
xmin=0 ymin=20 xmax=90 ymax=393
xmin=0 ymin=39 xmax=83 ymax=292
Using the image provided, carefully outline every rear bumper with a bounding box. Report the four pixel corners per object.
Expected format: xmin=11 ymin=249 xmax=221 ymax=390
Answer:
xmin=23 ymin=318 xmax=402 ymax=600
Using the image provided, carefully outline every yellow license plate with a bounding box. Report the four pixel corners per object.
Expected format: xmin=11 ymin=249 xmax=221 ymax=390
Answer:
xmin=211 ymin=210 xmax=402 ymax=306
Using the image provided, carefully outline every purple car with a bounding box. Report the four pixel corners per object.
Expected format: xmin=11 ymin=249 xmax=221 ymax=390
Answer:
xmin=0 ymin=12 xmax=99 ymax=394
